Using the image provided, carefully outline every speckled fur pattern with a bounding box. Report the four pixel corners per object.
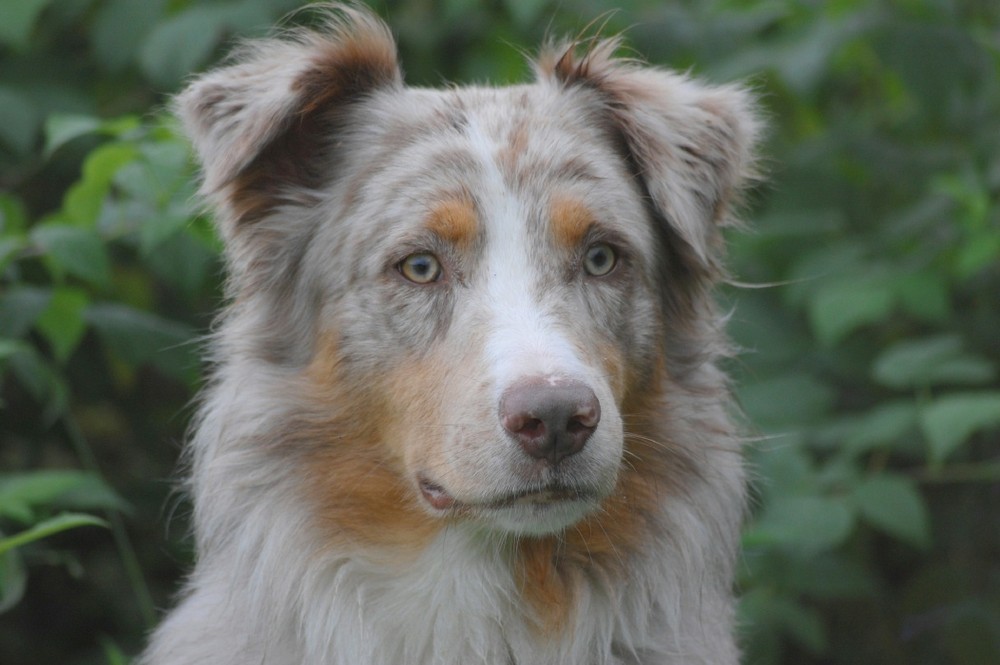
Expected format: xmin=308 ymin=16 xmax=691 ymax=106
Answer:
xmin=141 ymin=5 xmax=761 ymax=664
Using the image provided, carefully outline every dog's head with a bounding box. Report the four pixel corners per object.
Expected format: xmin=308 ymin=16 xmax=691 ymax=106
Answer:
xmin=177 ymin=7 xmax=759 ymax=539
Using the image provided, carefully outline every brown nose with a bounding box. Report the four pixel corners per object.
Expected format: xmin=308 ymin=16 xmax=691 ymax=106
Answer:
xmin=499 ymin=377 xmax=601 ymax=465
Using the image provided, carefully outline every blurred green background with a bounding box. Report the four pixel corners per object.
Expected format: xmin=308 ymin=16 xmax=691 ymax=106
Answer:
xmin=1 ymin=0 xmax=998 ymax=663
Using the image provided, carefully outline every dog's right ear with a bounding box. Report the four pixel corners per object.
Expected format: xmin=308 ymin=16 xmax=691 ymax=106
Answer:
xmin=174 ymin=7 xmax=400 ymax=274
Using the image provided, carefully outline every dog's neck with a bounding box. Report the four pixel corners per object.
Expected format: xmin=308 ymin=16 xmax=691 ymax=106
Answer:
xmin=294 ymin=525 xmax=671 ymax=665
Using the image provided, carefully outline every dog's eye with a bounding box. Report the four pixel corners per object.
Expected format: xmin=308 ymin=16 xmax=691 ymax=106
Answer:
xmin=398 ymin=252 xmax=443 ymax=284
xmin=583 ymin=243 xmax=617 ymax=277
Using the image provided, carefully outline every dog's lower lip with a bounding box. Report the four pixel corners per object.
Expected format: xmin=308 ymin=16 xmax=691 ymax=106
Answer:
xmin=484 ymin=486 xmax=589 ymax=508
xmin=419 ymin=475 xmax=593 ymax=512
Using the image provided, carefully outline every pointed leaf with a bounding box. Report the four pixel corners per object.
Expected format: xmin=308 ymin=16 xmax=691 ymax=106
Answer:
xmin=85 ymin=303 xmax=196 ymax=381
xmin=43 ymin=114 xmax=101 ymax=157
xmin=30 ymin=224 xmax=111 ymax=288
xmin=0 ymin=546 xmax=26 ymax=612
xmin=843 ymin=401 xmax=919 ymax=456
xmin=0 ymin=514 xmax=108 ymax=556
xmin=894 ymin=272 xmax=950 ymax=322
xmin=740 ymin=375 xmax=835 ymax=427
xmin=920 ymin=392 xmax=1000 ymax=464
xmin=874 ymin=335 xmax=995 ymax=389
xmin=36 ymin=287 xmax=89 ymax=363
xmin=0 ymin=470 xmax=127 ymax=522
xmin=745 ymin=494 xmax=854 ymax=553
xmin=4 ymin=348 xmax=69 ymax=422
xmin=0 ymin=0 xmax=52 ymax=49
xmin=810 ymin=276 xmax=894 ymax=346
xmin=852 ymin=474 xmax=930 ymax=548
xmin=0 ymin=193 xmax=28 ymax=232
xmin=64 ymin=142 xmax=140 ymax=226
xmin=0 ymin=86 xmax=40 ymax=155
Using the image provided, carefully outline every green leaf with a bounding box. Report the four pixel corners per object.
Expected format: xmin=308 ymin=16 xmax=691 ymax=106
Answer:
xmin=86 ymin=303 xmax=196 ymax=380
xmin=877 ymin=25 xmax=984 ymax=120
xmin=955 ymin=230 xmax=1000 ymax=279
xmin=873 ymin=335 xmax=996 ymax=389
xmin=920 ymin=392 xmax=1000 ymax=464
xmin=740 ymin=374 xmax=836 ymax=427
xmin=894 ymin=272 xmax=950 ymax=322
xmin=0 ymin=546 xmax=26 ymax=613
xmin=810 ymin=276 xmax=894 ymax=346
xmin=785 ymin=553 xmax=879 ymax=600
xmin=0 ymin=193 xmax=28 ymax=233
xmin=30 ymin=223 xmax=111 ymax=288
xmin=0 ymin=513 xmax=108 ymax=556
xmin=0 ymin=236 xmax=25 ymax=273
xmin=115 ymin=140 xmax=191 ymax=213
xmin=0 ymin=86 xmax=40 ymax=155
xmin=144 ymin=222 xmax=218 ymax=297
xmin=91 ymin=0 xmax=169 ymax=73
xmin=714 ymin=14 xmax=860 ymax=96
xmin=64 ymin=142 xmax=141 ymax=226
xmin=3 ymin=346 xmax=68 ymax=422
xmin=0 ymin=0 xmax=52 ymax=50
xmin=43 ymin=114 xmax=141 ymax=158
xmin=852 ymin=474 xmax=931 ymax=548
xmin=0 ymin=339 xmax=32 ymax=364
xmin=140 ymin=210 xmax=194 ymax=255
xmin=504 ymin=0 xmax=550 ymax=27
xmin=139 ymin=139 xmax=192 ymax=194
xmin=745 ymin=494 xmax=855 ymax=553
xmin=751 ymin=437 xmax=814 ymax=498
xmin=0 ymin=286 xmax=52 ymax=338
xmin=36 ymin=287 xmax=89 ymax=363
xmin=43 ymin=114 xmax=102 ymax=157
xmin=843 ymin=401 xmax=919 ymax=456
xmin=99 ymin=637 xmax=129 ymax=665
xmin=140 ymin=4 xmax=271 ymax=89
xmin=0 ymin=470 xmax=127 ymax=522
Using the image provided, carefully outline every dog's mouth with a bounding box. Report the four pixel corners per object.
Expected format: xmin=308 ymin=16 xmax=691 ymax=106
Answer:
xmin=418 ymin=475 xmax=596 ymax=512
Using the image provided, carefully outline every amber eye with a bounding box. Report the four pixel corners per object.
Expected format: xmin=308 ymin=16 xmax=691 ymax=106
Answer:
xmin=398 ymin=252 xmax=443 ymax=284
xmin=583 ymin=243 xmax=617 ymax=276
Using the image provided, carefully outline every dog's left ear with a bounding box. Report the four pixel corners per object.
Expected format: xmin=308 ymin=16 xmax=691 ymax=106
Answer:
xmin=538 ymin=39 xmax=762 ymax=276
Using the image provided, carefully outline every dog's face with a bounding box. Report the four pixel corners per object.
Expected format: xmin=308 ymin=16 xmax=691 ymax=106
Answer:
xmin=309 ymin=85 xmax=663 ymax=535
xmin=178 ymin=10 xmax=758 ymax=540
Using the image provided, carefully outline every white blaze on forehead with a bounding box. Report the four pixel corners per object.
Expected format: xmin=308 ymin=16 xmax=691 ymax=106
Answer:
xmin=464 ymin=113 xmax=588 ymax=390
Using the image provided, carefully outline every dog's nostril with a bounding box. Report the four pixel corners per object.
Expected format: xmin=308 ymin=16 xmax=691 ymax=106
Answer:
xmin=505 ymin=415 xmax=546 ymax=440
xmin=499 ymin=377 xmax=601 ymax=465
xmin=569 ymin=403 xmax=600 ymax=431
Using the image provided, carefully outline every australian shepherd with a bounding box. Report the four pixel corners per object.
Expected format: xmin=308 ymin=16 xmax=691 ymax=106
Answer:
xmin=142 ymin=5 xmax=761 ymax=664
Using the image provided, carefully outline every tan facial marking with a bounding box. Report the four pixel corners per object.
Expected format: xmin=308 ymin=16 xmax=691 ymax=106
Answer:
xmin=302 ymin=333 xmax=443 ymax=556
xmin=549 ymin=195 xmax=595 ymax=249
xmin=426 ymin=195 xmax=478 ymax=249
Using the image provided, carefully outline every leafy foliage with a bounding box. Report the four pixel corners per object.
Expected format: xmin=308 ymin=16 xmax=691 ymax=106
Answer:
xmin=1 ymin=1 xmax=998 ymax=664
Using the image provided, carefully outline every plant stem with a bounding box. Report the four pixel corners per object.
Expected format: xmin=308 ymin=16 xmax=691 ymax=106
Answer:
xmin=62 ymin=414 xmax=158 ymax=629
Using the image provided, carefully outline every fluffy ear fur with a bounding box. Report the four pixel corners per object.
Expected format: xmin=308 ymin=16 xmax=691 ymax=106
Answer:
xmin=537 ymin=39 xmax=762 ymax=277
xmin=174 ymin=7 xmax=401 ymax=278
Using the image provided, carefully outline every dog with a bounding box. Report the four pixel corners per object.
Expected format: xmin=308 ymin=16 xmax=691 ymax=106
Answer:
xmin=141 ymin=5 xmax=760 ymax=664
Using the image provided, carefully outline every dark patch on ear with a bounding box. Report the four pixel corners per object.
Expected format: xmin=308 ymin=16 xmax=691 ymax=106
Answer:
xmin=176 ymin=6 xmax=403 ymax=235
xmin=293 ymin=28 xmax=402 ymax=116
xmin=229 ymin=19 xmax=402 ymax=227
